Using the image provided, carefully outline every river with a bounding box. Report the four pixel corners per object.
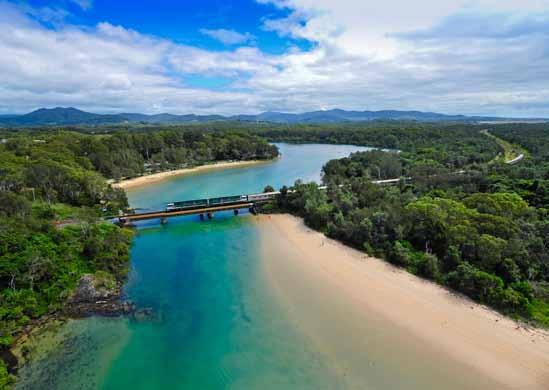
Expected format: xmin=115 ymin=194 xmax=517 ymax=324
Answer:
xmin=16 ymin=141 xmax=548 ymax=390
xmin=16 ymin=143 xmax=372 ymax=389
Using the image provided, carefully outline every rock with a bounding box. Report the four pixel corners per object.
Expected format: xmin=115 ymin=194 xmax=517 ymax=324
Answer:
xmin=132 ymin=307 xmax=159 ymax=322
xmin=65 ymin=274 xmax=135 ymax=317
xmin=70 ymin=274 xmax=117 ymax=303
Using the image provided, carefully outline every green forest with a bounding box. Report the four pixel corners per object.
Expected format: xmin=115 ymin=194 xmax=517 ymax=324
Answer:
xmin=1 ymin=122 xmax=548 ymax=387
xmin=0 ymin=129 xmax=278 ymax=387
xmin=263 ymin=124 xmax=549 ymax=327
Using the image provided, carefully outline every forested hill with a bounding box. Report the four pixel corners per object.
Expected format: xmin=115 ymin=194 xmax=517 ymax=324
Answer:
xmin=0 ymin=107 xmax=529 ymax=127
xmin=263 ymin=123 xmax=549 ymax=327
xmin=0 ymin=130 xmax=278 ymax=387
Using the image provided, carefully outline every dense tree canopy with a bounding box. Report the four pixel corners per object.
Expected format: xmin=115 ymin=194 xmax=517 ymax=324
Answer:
xmin=1 ymin=122 xmax=548 ymax=387
xmin=266 ymin=124 xmax=549 ymax=326
xmin=1 ymin=130 xmax=278 ymax=181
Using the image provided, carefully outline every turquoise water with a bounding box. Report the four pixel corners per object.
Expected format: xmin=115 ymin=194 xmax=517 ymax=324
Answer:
xmin=127 ymin=143 xmax=369 ymax=211
xmin=16 ymin=143 xmax=370 ymax=389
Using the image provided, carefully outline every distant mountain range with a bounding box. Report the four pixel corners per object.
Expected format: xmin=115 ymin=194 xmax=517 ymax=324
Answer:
xmin=0 ymin=107 xmax=544 ymax=127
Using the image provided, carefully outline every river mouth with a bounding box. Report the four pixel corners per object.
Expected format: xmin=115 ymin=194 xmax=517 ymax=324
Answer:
xmin=17 ymin=143 xmax=546 ymax=389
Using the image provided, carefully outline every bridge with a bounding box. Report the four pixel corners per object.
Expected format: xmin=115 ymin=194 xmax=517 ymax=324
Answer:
xmin=115 ymin=192 xmax=275 ymax=226
xmin=114 ymin=178 xmax=407 ymax=226
xmin=116 ymin=202 xmax=256 ymax=225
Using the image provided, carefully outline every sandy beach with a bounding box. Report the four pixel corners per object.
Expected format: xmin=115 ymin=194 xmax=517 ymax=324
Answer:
xmin=258 ymin=214 xmax=549 ymax=389
xmin=111 ymin=160 xmax=269 ymax=189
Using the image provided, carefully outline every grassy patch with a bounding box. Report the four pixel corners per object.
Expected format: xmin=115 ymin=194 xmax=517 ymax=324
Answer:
xmin=481 ymin=129 xmax=525 ymax=164
xmin=529 ymin=299 xmax=549 ymax=327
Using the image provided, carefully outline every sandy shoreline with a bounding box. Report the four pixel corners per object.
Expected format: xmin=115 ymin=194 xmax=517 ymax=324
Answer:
xmin=257 ymin=214 xmax=549 ymax=389
xmin=111 ymin=160 xmax=270 ymax=189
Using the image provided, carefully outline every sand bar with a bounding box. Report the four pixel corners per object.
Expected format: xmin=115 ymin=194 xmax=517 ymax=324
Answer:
xmin=111 ymin=160 xmax=269 ymax=189
xmin=258 ymin=214 xmax=549 ymax=389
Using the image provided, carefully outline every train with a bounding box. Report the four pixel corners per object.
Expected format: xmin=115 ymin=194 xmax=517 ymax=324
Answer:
xmin=165 ymin=191 xmax=279 ymax=212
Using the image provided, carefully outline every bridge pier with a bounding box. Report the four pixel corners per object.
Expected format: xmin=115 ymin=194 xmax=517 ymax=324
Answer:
xmin=160 ymin=217 xmax=168 ymax=225
xmin=199 ymin=213 xmax=204 ymax=221
xmin=207 ymin=212 xmax=213 ymax=220
xmin=233 ymin=209 xmax=239 ymax=216
xmin=249 ymin=206 xmax=257 ymax=215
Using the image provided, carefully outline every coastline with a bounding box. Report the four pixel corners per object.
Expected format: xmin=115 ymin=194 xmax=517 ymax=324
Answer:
xmin=111 ymin=160 xmax=271 ymax=189
xmin=6 ymin=273 xmax=134 ymax=375
xmin=257 ymin=214 xmax=549 ymax=389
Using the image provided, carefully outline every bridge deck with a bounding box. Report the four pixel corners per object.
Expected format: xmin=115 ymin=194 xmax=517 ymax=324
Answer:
xmin=119 ymin=202 xmax=253 ymax=222
xmin=115 ymin=178 xmax=409 ymax=224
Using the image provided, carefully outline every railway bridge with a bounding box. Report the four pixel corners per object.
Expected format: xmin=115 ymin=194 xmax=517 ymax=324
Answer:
xmin=113 ymin=177 xmax=406 ymax=226
xmin=114 ymin=191 xmax=276 ymax=226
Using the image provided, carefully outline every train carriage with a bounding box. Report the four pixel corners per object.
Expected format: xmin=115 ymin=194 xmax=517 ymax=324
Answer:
xmin=166 ymin=198 xmax=209 ymax=211
xmin=166 ymin=194 xmax=248 ymax=212
xmin=246 ymin=191 xmax=278 ymax=202
xmin=209 ymin=195 xmax=247 ymax=205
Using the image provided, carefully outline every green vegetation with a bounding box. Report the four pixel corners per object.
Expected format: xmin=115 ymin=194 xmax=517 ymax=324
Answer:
xmin=0 ymin=359 xmax=14 ymax=388
xmin=481 ymin=129 xmax=525 ymax=163
xmin=0 ymin=129 xmax=278 ymax=388
xmin=0 ymin=120 xmax=547 ymax=386
xmin=265 ymin=124 xmax=549 ymax=326
xmin=0 ymin=135 xmax=132 ymax=388
xmin=251 ymin=122 xmax=500 ymax=163
xmin=487 ymin=125 xmax=549 ymax=209
xmin=79 ymin=130 xmax=278 ymax=180
xmin=1 ymin=129 xmax=278 ymax=181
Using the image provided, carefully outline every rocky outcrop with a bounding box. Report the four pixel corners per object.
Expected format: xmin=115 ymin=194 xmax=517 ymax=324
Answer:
xmin=71 ymin=274 xmax=111 ymax=302
xmin=65 ymin=274 xmax=134 ymax=317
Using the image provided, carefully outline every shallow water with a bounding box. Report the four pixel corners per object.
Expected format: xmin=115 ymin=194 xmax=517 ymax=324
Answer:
xmin=258 ymin=217 xmax=503 ymax=390
xmin=16 ymin=143 xmax=371 ymax=389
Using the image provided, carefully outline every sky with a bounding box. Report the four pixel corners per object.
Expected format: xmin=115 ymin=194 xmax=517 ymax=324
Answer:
xmin=1 ymin=0 xmax=549 ymax=117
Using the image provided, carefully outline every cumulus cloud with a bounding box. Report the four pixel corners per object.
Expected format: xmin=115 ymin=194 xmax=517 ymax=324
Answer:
xmin=260 ymin=0 xmax=549 ymax=56
xmin=200 ymin=28 xmax=255 ymax=45
xmin=1 ymin=0 xmax=549 ymax=116
xmin=0 ymin=2 xmax=256 ymax=114
xmin=257 ymin=0 xmax=549 ymax=115
xmin=394 ymin=12 xmax=549 ymax=40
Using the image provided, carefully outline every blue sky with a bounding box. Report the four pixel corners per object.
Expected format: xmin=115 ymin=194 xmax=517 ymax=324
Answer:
xmin=42 ymin=0 xmax=310 ymax=54
xmin=1 ymin=0 xmax=549 ymax=116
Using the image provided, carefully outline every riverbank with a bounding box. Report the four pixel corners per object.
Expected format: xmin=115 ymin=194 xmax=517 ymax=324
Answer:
xmin=5 ymin=273 xmax=134 ymax=380
xmin=258 ymin=214 xmax=549 ymax=389
xmin=112 ymin=160 xmax=271 ymax=189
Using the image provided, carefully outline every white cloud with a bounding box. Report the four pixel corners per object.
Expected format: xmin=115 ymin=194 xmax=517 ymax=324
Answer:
xmin=259 ymin=0 xmax=549 ymax=58
xmin=200 ymin=28 xmax=255 ymax=45
xmin=1 ymin=0 xmax=549 ymax=117
xmin=69 ymin=0 xmax=93 ymax=10
xmin=256 ymin=0 xmax=549 ymax=115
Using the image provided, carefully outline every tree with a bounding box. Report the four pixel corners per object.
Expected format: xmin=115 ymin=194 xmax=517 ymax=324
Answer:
xmin=464 ymin=192 xmax=530 ymax=219
xmin=404 ymin=198 xmax=449 ymax=257
xmin=447 ymin=262 xmax=504 ymax=303
xmin=497 ymin=258 xmax=521 ymax=284
xmin=475 ymin=234 xmax=507 ymax=272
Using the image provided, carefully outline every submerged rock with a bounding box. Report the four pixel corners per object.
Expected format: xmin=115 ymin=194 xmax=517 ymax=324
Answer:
xmin=131 ymin=307 xmax=162 ymax=323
